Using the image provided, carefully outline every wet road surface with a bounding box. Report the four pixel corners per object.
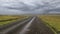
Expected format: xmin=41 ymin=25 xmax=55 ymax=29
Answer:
xmin=0 ymin=16 xmax=54 ymax=34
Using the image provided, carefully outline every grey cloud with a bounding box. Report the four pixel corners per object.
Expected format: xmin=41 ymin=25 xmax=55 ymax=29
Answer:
xmin=0 ymin=0 xmax=60 ymax=15
xmin=5 ymin=2 xmax=48 ymax=12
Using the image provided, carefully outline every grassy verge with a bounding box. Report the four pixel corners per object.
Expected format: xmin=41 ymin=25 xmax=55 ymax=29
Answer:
xmin=0 ymin=20 xmax=16 ymax=26
xmin=0 ymin=15 xmax=29 ymax=26
xmin=39 ymin=15 xmax=60 ymax=34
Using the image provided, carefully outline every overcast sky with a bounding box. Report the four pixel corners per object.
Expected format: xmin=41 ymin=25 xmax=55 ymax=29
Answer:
xmin=0 ymin=0 xmax=60 ymax=15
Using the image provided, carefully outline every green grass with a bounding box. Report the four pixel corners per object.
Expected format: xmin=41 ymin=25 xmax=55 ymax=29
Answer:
xmin=0 ymin=15 xmax=29 ymax=26
xmin=39 ymin=15 xmax=60 ymax=34
xmin=0 ymin=16 xmax=26 ymax=20
xmin=0 ymin=20 xmax=16 ymax=26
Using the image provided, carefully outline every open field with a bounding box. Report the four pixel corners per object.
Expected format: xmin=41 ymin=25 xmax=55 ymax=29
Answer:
xmin=39 ymin=15 xmax=60 ymax=34
xmin=0 ymin=15 xmax=29 ymax=26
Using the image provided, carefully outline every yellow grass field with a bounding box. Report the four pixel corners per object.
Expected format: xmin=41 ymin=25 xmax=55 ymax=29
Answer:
xmin=39 ymin=15 xmax=60 ymax=33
